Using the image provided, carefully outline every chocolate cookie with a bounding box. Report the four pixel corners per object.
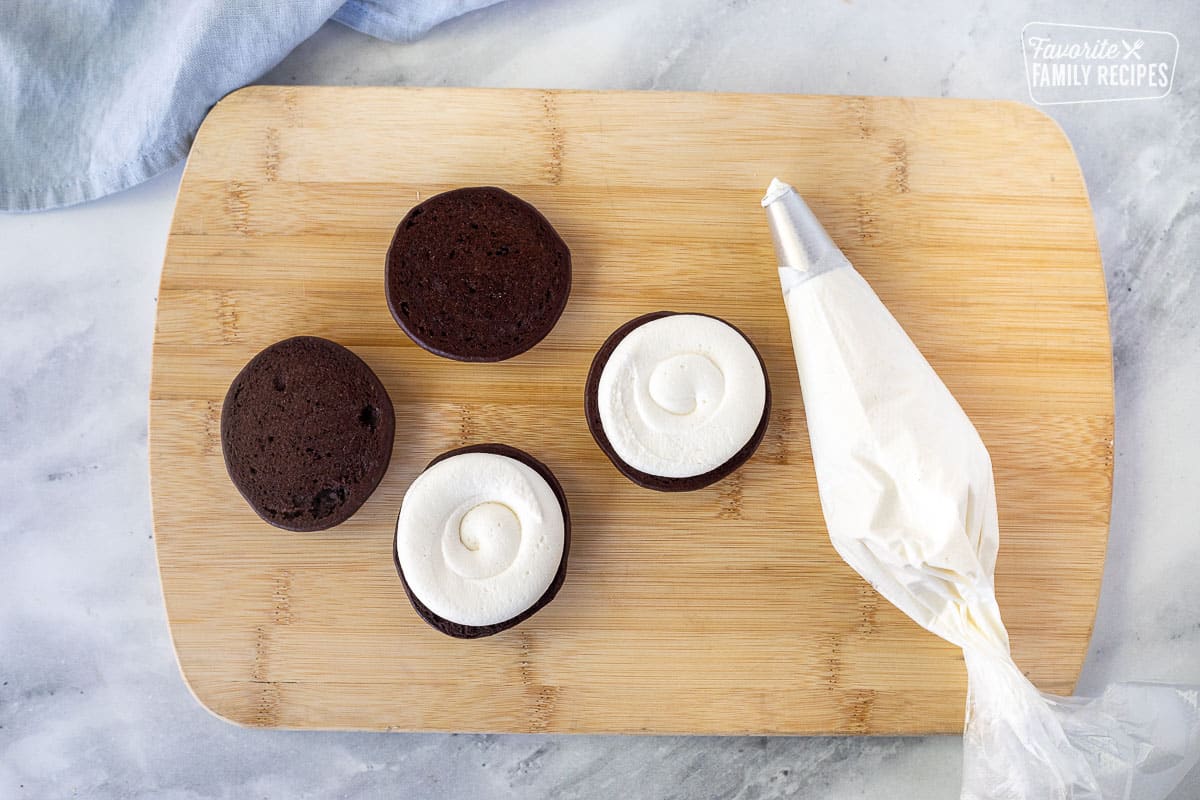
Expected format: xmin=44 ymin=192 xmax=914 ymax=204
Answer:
xmin=393 ymin=444 xmax=571 ymax=639
xmin=221 ymin=336 xmax=395 ymax=531
xmin=385 ymin=186 xmax=571 ymax=362
xmin=585 ymin=312 xmax=771 ymax=492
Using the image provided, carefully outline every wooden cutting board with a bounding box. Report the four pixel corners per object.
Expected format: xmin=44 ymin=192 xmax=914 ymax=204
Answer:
xmin=150 ymin=87 xmax=1112 ymax=734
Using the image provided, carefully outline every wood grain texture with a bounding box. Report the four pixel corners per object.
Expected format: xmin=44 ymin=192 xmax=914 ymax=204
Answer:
xmin=150 ymin=87 xmax=1112 ymax=734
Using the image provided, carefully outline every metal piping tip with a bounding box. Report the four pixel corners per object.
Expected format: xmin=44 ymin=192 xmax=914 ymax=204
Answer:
xmin=761 ymin=178 xmax=843 ymax=278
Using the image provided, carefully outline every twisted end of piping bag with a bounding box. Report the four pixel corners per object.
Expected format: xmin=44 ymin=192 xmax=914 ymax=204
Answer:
xmin=762 ymin=178 xmax=849 ymax=290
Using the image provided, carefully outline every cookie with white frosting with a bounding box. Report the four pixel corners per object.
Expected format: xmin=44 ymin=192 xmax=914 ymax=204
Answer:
xmin=585 ymin=312 xmax=770 ymax=491
xmin=385 ymin=186 xmax=572 ymax=362
xmin=393 ymin=444 xmax=571 ymax=639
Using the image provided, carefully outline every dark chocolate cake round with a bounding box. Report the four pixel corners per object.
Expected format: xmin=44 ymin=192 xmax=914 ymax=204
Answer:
xmin=385 ymin=187 xmax=572 ymax=362
xmin=220 ymin=336 xmax=395 ymax=531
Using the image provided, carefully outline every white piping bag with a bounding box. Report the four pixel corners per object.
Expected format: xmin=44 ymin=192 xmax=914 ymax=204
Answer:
xmin=764 ymin=178 xmax=1200 ymax=800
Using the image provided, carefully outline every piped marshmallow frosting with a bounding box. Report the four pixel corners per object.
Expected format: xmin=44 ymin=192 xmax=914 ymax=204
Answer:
xmin=395 ymin=452 xmax=565 ymax=627
xmin=596 ymin=314 xmax=767 ymax=478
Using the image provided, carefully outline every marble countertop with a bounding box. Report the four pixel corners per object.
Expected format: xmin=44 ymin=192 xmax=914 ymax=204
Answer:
xmin=2 ymin=1 xmax=1197 ymax=797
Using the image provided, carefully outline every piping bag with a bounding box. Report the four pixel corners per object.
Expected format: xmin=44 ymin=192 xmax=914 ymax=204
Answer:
xmin=763 ymin=178 xmax=1200 ymax=800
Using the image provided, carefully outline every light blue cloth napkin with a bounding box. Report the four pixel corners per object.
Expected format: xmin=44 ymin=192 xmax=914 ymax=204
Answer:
xmin=0 ymin=1 xmax=501 ymax=212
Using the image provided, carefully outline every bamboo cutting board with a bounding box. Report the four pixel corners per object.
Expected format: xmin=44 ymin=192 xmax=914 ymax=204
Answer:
xmin=150 ymin=87 xmax=1112 ymax=734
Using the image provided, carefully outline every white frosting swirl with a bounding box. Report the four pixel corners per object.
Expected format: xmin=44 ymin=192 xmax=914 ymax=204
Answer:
xmin=395 ymin=451 xmax=565 ymax=627
xmin=597 ymin=314 xmax=767 ymax=478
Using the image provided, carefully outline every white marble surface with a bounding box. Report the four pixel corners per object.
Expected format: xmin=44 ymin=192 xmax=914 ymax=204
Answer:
xmin=2 ymin=1 xmax=1198 ymax=797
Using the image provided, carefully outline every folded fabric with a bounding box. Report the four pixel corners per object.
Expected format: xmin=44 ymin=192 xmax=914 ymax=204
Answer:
xmin=0 ymin=0 xmax=502 ymax=213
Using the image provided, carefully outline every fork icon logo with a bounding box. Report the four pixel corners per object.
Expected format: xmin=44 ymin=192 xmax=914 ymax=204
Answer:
xmin=1122 ymin=39 xmax=1144 ymax=60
